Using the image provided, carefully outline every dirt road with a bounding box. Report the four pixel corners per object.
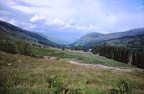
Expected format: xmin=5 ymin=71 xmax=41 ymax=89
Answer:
xmin=68 ymin=60 xmax=132 ymax=72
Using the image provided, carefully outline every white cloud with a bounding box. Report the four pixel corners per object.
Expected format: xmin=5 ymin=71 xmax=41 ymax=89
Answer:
xmin=30 ymin=24 xmax=36 ymax=28
xmin=75 ymin=25 xmax=99 ymax=32
xmin=30 ymin=15 xmax=45 ymax=22
xmin=9 ymin=19 xmax=17 ymax=25
xmin=65 ymin=24 xmax=71 ymax=28
xmin=0 ymin=17 xmax=7 ymax=21
xmin=1 ymin=0 xmax=144 ymax=37
xmin=0 ymin=17 xmax=17 ymax=25
xmin=46 ymin=19 xmax=66 ymax=26
xmin=9 ymin=0 xmax=76 ymax=20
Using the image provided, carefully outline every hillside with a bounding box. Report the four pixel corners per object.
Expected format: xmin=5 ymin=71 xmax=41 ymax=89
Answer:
xmin=101 ymin=34 xmax=144 ymax=49
xmin=72 ymin=28 xmax=144 ymax=46
xmin=0 ymin=45 xmax=144 ymax=94
xmin=0 ymin=20 xmax=61 ymax=47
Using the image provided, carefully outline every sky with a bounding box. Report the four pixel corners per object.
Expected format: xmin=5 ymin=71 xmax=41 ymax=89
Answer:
xmin=0 ymin=0 xmax=144 ymax=43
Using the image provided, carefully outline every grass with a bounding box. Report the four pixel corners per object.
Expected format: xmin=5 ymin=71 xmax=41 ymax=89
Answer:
xmin=0 ymin=50 xmax=144 ymax=94
xmin=30 ymin=46 xmax=140 ymax=71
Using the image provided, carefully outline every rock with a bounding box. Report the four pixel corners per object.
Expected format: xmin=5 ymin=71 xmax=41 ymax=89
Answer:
xmin=18 ymin=60 xmax=21 ymax=62
xmin=44 ymin=56 xmax=58 ymax=61
xmin=59 ymin=59 xmax=64 ymax=61
xmin=44 ymin=56 xmax=50 ymax=60
xmin=49 ymin=57 xmax=57 ymax=60
xmin=7 ymin=63 xmax=12 ymax=66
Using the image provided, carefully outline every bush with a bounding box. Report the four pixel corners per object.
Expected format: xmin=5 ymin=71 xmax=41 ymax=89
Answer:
xmin=0 ymin=41 xmax=16 ymax=54
xmin=46 ymin=75 xmax=70 ymax=94
xmin=17 ymin=43 xmax=31 ymax=56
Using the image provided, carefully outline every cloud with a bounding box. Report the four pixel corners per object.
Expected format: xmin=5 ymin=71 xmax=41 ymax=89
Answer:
xmin=0 ymin=10 xmax=10 ymax=15
xmin=30 ymin=24 xmax=36 ymax=28
xmin=9 ymin=19 xmax=17 ymax=25
xmin=45 ymin=18 xmax=69 ymax=29
xmin=11 ymin=0 xmax=33 ymax=7
xmin=30 ymin=15 xmax=45 ymax=22
xmin=75 ymin=25 xmax=99 ymax=32
xmin=0 ymin=0 xmax=144 ymax=42
xmin=0 ymin=17 xmax=7 ymax=21
xmin=0 ymin=17 xmax=17 ymax=25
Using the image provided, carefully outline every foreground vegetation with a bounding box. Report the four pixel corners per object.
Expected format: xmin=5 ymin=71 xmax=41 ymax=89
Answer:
xmin=0 ymin=48 xmax=144 ymax=94
xmin=0 ymin=35 xmax=144 ymax=93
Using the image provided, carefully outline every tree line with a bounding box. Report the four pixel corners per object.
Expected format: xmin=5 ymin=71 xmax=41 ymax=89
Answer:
xmin=92 ymin=45 xmax=144 ymax=68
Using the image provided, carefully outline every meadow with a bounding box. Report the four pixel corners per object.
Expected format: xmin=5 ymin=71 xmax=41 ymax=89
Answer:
xmin=0 ymin=46 xmax=144 ymax=94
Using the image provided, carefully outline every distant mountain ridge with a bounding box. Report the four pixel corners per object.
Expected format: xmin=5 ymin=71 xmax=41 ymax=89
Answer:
xmin=101 ymin=34 xmax=144 ymax=49
xmin=0 ymin=20 xmax=61 ymax=47
xmin=72 ymin=28 xmax=144 ymax=46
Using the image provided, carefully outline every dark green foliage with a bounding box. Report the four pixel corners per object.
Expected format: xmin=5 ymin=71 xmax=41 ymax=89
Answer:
xmin=103 ymin=34 xmax=144 ymax=49
xmin=0 ymin=39 xmax=32 ymax=56
xmin=92 ymin=45 xmax=144 ymax=68
xmin=0 ymin=75 xmax=7 ymax=94
xmin=92 ymin=45 xmax=129 ymax=62
xmin=132 ymin=52 xmax=144 ymax=68
xmin=109 ymin=80 xmax=133 ymax=94
xmin=46 ymin=75 xmax=71 ymax=94
xmin=70 ymin=46 xmax=89 ymax=52
xmin=46 ymin=75 xmax=63 ymax=88
xmin=0 ymin=41 xmax=16 ymax=54
xmin=17 ymin=42 xmax=31 ymax=56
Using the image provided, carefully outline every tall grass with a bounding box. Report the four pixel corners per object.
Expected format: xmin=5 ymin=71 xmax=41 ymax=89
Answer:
xmin=30 ymin=46 xmax=140 ymax=70
xmin=0 ymin=51 xmax=144 ymax=94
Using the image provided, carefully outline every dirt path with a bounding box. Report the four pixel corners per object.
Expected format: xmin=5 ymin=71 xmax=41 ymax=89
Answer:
xmin=68 ymin=60 xmax=132 ymax=72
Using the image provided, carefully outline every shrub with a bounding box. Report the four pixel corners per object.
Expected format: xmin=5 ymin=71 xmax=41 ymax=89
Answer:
xmin=117 ymin=80 xmax=132 ymax=94
xmin=46 ymin=75 xmax=70 ymax=94
xmin=18 ymin=43 xmax=31 ymax=56
xmin=0 ymin=41 xmax=16 ymax=54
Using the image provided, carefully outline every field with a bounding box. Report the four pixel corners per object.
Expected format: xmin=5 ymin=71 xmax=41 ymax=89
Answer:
xmin=0 ymin=47 xmax=144 ymax=94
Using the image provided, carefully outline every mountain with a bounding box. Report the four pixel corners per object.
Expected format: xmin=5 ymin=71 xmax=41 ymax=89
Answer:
xmin=0 ymin=20 xmax=61 ymax=47
xmin=72 ymin=28 xmax=144 ymax=46
xmin=39 ymin=33 xmax=70 ymax=45
xmin=101 ymin=34 xmax=144 ymax=49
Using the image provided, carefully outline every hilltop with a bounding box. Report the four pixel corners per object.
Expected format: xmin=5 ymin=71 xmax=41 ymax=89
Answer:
xmin=72 ymin=28 xmax=144 ymax=47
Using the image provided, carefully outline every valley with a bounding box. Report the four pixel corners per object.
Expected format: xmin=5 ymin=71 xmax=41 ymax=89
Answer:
xmin=0 ymin=20 xmax=144 ymax=94
xmin=1 ymin=0 xmax=144 ymax=93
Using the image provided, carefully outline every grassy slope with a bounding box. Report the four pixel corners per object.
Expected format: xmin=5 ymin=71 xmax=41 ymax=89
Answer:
xmin=0 ymin=47 xmax=144 ymax=94
xmin=0 ymin=50 xmax=144 ymax=94
xmin=30 ymin=46 xmax=140 ymax=71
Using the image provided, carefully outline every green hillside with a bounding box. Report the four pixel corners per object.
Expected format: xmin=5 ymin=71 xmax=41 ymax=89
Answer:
xmin=72 ymin=28 xmax=144 ymax=46
xmin=0 ymin=47 xmax=144 ymax=94
xmin=0 ymin=20 xmax=61 ymax=47
xmin=101 ymin=34 xmax=144 ymax=49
